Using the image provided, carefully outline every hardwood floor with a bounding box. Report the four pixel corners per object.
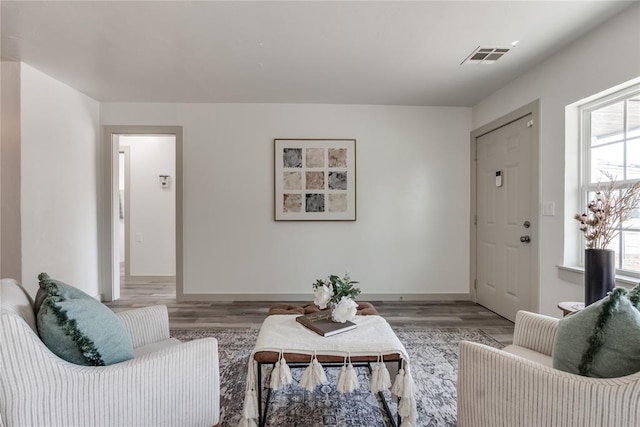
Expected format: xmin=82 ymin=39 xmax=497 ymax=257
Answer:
xmin=106 ymin=281 xmax=514 ymax=345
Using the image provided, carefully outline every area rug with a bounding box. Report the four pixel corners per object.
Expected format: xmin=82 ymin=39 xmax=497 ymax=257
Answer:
xmin=170 ymin=328 xmax=503 ymax=427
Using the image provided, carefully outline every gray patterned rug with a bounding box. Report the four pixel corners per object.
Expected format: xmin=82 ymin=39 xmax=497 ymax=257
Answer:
xmin=170 ymin=328 xmax=502 ymax=427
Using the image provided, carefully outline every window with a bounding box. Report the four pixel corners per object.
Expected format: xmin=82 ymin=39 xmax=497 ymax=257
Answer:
xmin=580 ymin=84 xmax=640 ymax=276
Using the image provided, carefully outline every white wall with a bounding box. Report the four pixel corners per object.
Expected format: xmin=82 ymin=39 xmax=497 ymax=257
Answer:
xmin=119 ymin=135 xmax=176 ymax=277
xmin=1 ymin=62 xmax=22 ymax=282
xmin=20 ymin=63 xmax=101 ymax=297
xmin=472 ymin=4 xmax=640 ymax=316
xmin=101 ymin=103 xmax=472 ymax=298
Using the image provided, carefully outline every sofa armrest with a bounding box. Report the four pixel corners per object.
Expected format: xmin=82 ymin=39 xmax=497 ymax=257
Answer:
xmin=1 ymin=315 xmax=219 ymax=427
xmin=457 ymin=341 xmax=640 ymax=427
xmin=512 ymin=310 xmax=558 ymax=356
xmin=116 ymin=305 xmax=170 ymax=348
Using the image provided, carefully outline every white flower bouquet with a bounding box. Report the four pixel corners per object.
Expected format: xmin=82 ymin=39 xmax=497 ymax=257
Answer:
xmin=574 ymin=172 xmax=640 ymax=249
xmin=312 ymin=273 xmax=361 ymax=323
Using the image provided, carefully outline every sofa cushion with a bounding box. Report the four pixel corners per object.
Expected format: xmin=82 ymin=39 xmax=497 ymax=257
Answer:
xmin=503 ymin=345 xmax=554 ymax=368
xmin=36 ymin=273 xmax=134 ymax=366
xmin=134 ymin=337 xmax=182 ymax=357
xmin=552 ymin=286 xmax=640 ymax=378
xmin=0 ymin=279 xmax=37 ymax=333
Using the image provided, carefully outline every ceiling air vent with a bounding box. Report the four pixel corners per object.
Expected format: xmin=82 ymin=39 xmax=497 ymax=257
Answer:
xmin=461 ymin=46 xmax=511 ymax=65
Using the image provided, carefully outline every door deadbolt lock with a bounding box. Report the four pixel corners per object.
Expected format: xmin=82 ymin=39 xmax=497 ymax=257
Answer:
xmin=520 ymin=235 xmax=531 ymax=243
xmin=523 ymin=221 xmax=531 ymax=228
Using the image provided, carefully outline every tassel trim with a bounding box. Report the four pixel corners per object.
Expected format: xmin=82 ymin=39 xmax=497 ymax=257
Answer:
xmin=270 ymin=350 xmax=294 ymax=390
xmin=300 ymin=353 xmax=328 ymax=391
xmin=238 ymin=350 xmax=417 ymax=425
xmin=370 ymin=353 xmax=392 ymax=393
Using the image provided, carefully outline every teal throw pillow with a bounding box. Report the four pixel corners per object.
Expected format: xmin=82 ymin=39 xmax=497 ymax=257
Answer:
xmin=552 ymin=286 xmax=640 ymax=378
xmin=36 ymin=273 xmax=134 ymax=366
xmin=34 ymin=273 xmax=92 ymax=314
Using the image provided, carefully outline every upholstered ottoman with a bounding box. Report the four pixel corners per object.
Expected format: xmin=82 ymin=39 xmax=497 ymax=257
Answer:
xmin=267 ymin=301 xmax=379 ymax=316
xmin=244 ymin=302 xmax=410 ymax=426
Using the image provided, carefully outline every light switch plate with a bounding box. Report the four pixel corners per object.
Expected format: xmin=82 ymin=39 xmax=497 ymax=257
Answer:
xmin=542 ymin=201 xmax=555 ymax=216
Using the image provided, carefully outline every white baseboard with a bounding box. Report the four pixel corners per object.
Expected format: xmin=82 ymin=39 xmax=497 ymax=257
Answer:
xmin=125 ymin=275 xmax=176 ymax=283
xmin=178 ymin=292 xmax=471 ymax=302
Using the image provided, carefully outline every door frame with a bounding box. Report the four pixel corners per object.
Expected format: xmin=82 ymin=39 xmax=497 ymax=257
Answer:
xmin=100 ymin=125 xmax=184 ymax=302
xmin=469 ymin=100 xmax=540 ymax=312
xmin=119 ymin=146 xmax=131 ymax=283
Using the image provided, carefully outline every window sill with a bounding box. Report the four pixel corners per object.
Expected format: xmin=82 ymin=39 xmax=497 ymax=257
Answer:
xmin=557 ymin=265 xmax=640 ymax=288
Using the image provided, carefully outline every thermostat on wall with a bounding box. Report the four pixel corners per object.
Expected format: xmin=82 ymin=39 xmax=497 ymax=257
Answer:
xmin=495 ymin=171 xmax=502 ymax=187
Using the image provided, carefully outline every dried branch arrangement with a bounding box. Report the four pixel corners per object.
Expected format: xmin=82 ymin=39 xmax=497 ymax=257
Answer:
xmin=574 ymin=172 xmax=640 ymax=249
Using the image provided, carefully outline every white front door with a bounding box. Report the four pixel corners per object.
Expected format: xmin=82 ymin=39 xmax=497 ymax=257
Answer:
xmin=476 ymin=114 xmax=533 ymax=321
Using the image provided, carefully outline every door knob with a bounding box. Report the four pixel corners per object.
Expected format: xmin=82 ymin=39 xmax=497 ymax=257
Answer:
xmin=520 ymin=235 xmax=531 ymax=243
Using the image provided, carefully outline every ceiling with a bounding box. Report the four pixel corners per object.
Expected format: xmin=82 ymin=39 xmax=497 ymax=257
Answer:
xmin=1 ymin=1 xmax=636 ymax=106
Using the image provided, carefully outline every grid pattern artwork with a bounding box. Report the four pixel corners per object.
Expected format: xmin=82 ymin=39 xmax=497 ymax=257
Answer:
xmin=274 ymin=139 xmax=356 ymax=221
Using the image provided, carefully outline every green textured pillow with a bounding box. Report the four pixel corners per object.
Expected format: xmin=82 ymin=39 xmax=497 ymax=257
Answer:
xmin=36 ymin=273 xmax=134 ymax=366
xmin=552 ymin=286 xmax=640 ymax=378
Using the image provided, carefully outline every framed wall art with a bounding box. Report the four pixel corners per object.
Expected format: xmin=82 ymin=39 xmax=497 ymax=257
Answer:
xmin=274 ymin=139 xmax=356 ymax=221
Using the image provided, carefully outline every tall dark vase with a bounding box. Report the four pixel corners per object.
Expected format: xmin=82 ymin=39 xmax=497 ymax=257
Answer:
xmin=584 ymin=248 xmax=615 ymax=306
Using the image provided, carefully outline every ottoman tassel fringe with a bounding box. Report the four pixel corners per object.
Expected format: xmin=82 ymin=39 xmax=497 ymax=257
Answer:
xmin=336 ymin=354 xmax=359 ymax=393
xmin=270 ymin=350 xmax=293 ymax=390
xmin=378 ymin=354 xmax=392 ymax=391
xmin=300 ymin=352 xmax=327 ymax=391
xmin=391 ymin=361 xmax=418 ymax=427
xmin=239 ymin=349 xmax=416 ymax=426
xmin=370 ymin=353 xmax=392 ymax=393
xmin=239 ymin=358 xmax=258 ymax=427
xmin=312 ymin=353 xmax=328 ymax=385
xmin=336 ymin=357 xmax=348 ymax=393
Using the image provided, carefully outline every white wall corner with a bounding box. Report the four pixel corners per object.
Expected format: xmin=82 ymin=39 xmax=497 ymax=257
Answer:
xmin=19 ymin=63 xmax=101 ymax=296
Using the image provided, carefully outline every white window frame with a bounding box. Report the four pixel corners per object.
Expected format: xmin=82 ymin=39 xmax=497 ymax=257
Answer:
xmin=579 ymin=83 xmax=640 ymax=278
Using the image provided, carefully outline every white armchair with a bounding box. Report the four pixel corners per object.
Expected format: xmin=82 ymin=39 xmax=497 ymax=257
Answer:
xmin=0 ymin=278 xmax=220 ymax=427
xmin=458 ymin=310 xmax=640 ymax=427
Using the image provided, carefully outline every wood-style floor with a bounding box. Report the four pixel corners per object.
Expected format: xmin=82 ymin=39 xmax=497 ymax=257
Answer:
xmin=106 ymin=281 xmax=515 ymax=345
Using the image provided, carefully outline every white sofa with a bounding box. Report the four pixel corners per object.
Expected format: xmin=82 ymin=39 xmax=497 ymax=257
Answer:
xmin=0 ymin=278 xmax=220 ymax=427
xmin=458 ymin=310 xmax=640 ymax=426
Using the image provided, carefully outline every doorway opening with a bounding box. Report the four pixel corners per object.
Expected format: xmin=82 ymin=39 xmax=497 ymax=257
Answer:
xmin=101 ymin=126 xmax=183 ymax=302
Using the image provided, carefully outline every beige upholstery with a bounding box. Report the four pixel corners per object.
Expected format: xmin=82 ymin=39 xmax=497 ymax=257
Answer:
xmin=457 ymin=310 xmax=640 ymax=427
xmin=0 ymin=278 xmax=220 ymax=427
